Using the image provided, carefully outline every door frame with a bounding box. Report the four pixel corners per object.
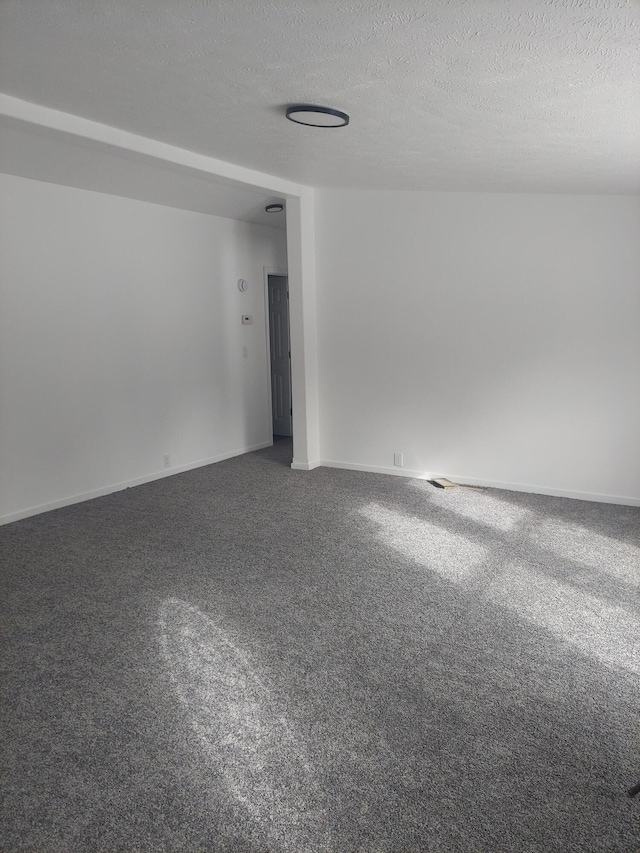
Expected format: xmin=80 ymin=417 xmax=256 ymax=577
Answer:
xmin=263 ymin=266 xmax=290 ymax=444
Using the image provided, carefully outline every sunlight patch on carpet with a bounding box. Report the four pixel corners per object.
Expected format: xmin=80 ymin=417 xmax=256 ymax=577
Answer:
xmin=158 ymin=598 xmax=330 ymax=851
xmin=529 ymin=519 xmax=639 ymax=585
xmin=360 ymin=503 xmax=638 ymax=674
xmin=487 ymin=562 xmax=639 ymax=674
xmin=359 ymin=502 xmax=488 ymax=581
xmin=408 ymin=480 xmax=532 ymax=532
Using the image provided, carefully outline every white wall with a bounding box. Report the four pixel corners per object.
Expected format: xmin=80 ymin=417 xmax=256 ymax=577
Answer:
xmin=0 ymin=173 xmax=287 ymax=522
xmin=316 ymin=191 xmax=640 ymax=503
xmin=286 ymin=192 xmax=321 ymax=470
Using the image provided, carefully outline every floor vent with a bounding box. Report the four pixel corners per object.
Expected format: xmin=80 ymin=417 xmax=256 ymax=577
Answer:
xmin=429 ymin=478 xmax=456 ymax=490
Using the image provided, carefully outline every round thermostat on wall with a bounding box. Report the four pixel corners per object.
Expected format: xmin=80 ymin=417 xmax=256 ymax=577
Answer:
xmin=237 ymin=279 xmax=248 ymax=292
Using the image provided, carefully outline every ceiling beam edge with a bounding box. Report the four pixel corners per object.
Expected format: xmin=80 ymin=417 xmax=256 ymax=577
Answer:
xmin=0 ymin=93 xmax=306 ymax=199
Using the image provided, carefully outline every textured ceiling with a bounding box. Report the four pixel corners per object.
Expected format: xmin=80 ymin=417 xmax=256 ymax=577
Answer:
xmin=0 ymin=0 xmax=639 ymax=193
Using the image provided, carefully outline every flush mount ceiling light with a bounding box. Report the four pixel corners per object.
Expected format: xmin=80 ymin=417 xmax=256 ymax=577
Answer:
xmin=285 ymin=104 xmax=349 ymax=128
xmin=265 ymin=203 xmax=284 ymax=213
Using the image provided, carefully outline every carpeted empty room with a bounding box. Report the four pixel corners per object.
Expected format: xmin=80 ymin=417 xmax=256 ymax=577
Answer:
xmin=1 ymin=439 xmax=638 ymax=852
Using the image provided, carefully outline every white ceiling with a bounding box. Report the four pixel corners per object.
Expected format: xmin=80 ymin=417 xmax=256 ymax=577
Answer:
xmin=1 ymin=0 xmax=639 ymax=196
xmin=0 ymin=115 xmax=289 ymax=228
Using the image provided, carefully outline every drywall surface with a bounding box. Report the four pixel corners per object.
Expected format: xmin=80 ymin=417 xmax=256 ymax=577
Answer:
xmin=287 ymin=192 xmax=320 ymax=470
xmin=315 ymin=190 xmax=640 ymax=503
xmin=0 ymin=173 xmax=287 ymax=521
xmin=2 ymin=1 xmax=639 ymax=193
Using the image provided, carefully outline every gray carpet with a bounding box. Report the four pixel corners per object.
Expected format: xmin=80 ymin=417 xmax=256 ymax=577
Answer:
xmin=1 ymin=439 xmax=638 ymax=852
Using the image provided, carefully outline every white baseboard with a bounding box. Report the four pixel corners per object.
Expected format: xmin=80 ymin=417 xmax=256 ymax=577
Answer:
xmin=4 ymin=448 xmax=637 ymax=525
xmin=444 ymin=474 xmax=640 ymax=507
xmin=320 ymin=459 xmax=433 ymax=479
xmin=0 ymin=441 xmax=273 ymax=526
xmin=319 ymin=460 xmax=640 ymax=507
xmin=291 ymin=459 xmax=322 ymax=471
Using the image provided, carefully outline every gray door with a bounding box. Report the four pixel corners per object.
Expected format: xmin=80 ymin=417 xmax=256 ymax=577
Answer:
xmin=268 ymin=275 xmax=292 ymax=436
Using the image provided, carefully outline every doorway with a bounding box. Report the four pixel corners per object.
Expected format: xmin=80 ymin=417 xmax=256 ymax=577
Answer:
xmin=266 ymin=273 xmax=292 ymax=439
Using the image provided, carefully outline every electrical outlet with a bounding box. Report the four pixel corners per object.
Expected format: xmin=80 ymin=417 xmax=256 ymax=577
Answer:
xmin=163 ymin=454 xmax=171 ymax=469
xmin=394 ymin=452 xmax=403 ymax=467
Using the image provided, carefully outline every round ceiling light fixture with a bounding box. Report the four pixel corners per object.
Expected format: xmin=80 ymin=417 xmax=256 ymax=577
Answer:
xmin=265 ymin=203 xmax=284 ymax=213
xmin=285 ymin=104 xmax=349 ymax=128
